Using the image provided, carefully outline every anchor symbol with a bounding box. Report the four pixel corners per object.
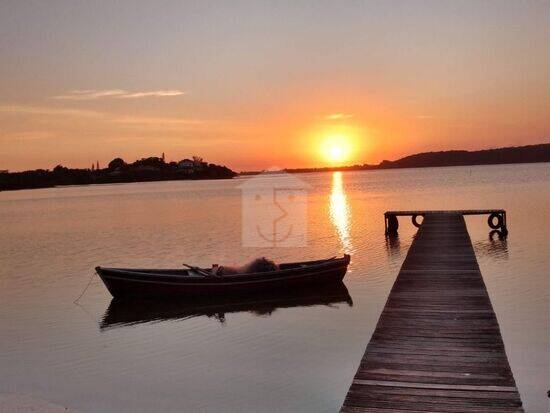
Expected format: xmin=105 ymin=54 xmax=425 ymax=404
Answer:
xmin=255 ymin=188 xmax=295 ymax=247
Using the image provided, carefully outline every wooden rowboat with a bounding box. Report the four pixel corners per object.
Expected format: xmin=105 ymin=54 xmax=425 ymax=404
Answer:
xmin=96 ymin=254 xmax=350 ymax=298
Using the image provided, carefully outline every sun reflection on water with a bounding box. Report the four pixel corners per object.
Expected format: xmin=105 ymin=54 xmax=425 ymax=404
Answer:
xmin=329 ymin=171 xmax=353 ymax=254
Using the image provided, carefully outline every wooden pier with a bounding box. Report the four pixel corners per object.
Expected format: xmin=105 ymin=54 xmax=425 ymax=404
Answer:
xmin=341 ymin=211 xmax=523 ymax=412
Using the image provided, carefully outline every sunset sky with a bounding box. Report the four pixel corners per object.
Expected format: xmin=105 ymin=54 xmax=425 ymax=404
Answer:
xmin=1 ymin=1 xmax=549 ymax=171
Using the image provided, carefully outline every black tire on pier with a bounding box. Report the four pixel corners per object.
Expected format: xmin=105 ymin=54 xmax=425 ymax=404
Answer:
xmin=488 ymin=213 xmax=503 ymax=230
xmin=412 ymin=214 xmax=424 ymax=228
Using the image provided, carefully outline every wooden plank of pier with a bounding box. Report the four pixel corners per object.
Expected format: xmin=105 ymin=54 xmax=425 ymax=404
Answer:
xmin=384 ymin=209 xmax=505 ymax=217
xmin=341 ymin=212 xmax=523 ymax=412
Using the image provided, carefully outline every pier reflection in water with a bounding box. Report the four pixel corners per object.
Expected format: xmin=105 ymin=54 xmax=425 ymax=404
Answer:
xmin=384 ymin=234 xmax=410 ymax=258
xmin=473 ymin=230 xmax=509 ymax=259
xmin=329 ymin=172 xmax=353 ymax=254
xmin=100 ymin=283 xmax=353 ymax=330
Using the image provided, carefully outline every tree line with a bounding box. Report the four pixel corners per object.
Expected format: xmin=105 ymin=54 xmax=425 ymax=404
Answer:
xmin=0 ymin=156 xmax=236 ymax=191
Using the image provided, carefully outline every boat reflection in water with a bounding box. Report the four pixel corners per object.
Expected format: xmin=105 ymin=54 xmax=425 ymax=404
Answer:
xmin=329 ymin=172 xmax=353 ymax=254
xmin=100 ymin=282 xmax=353 ymax=330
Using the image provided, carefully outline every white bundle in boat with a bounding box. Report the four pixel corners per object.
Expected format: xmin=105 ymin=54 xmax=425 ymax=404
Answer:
xmin=212 ymin=257 xmax=278 ymax=276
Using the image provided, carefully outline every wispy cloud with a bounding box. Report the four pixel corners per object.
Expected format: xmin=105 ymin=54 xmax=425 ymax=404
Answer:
xmin=51 ymin=89 xmax=185 ymax=100
xmin=324 ymin=113 xmax=354 ymax=120
xmin=51 ymin=90 xmax=126 ymax=100
xmin=0 ymin=104 xmax=208 ymax=131
xmin=120 ymin=90 xmax=184 ymax=99
xmin=0 ymin=131 xmax=57 ymax=141
xmin=114 ymin=115 xmax=206 ymax=126
xmin=0 ymin=104 xmax=102 ymax=117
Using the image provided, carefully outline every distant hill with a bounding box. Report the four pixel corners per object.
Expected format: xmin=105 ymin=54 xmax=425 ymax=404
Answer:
xmin=378 ymin=143 xmax=550 ymax=169
xmin=279 ymin=143 xmax=550 ymax=175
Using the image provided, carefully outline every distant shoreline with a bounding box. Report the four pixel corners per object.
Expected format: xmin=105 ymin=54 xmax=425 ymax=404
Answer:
xmin=0 ymin=156 xmax=236 ymax=192
xmin=4 ymin=161 xmax=548 ymax=192
xmin=239 ymin=159 xmax=550 ymax=176
xmin=2 ymin=143 xmax=549 ymax=191
xmin=239 ymin=143 xmax=550 ymax=175
xmin=0 ymin=175 xmax=237 ymax=192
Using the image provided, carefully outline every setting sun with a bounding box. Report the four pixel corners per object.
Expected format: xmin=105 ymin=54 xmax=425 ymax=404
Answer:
xmin=321 ymin=135 xmax=351 ymax=163
xmin=320 ymin=134 xmax=354 ymax=164
xmin=307 ymin=120 xmax=364 ymax=166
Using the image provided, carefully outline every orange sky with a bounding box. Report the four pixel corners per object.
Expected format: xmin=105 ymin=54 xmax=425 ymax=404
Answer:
xmin=1 ymin=1 xmax=549 ymax=172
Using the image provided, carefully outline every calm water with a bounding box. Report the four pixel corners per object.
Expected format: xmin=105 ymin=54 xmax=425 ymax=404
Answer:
xmin=1 ymin=164 xmax=549 ymax=412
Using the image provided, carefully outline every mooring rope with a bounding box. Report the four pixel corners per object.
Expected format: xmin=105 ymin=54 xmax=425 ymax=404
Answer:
xmin=73 ymin=271 xmax=96 ymax=303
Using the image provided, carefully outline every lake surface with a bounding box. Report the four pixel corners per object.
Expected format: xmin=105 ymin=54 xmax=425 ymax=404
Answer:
xmin=1 ymin=164 xmax=549 ymax=413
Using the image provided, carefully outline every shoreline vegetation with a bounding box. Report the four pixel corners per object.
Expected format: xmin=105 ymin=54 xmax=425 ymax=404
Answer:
xmin=0 ymin=155 xmax=236 ymax=191
xmin=240 ymin=143 xmax=550 ymax=175
xmin=1 ymin=143 xmax=548 ymax=191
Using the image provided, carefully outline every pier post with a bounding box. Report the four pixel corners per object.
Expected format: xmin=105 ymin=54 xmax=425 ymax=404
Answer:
xmin=385 ymin=213 xmax=399 ymax=236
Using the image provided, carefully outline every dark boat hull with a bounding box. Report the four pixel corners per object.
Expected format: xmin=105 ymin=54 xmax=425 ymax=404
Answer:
xmin=96 ymin=255 xmax=350 ymax=298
